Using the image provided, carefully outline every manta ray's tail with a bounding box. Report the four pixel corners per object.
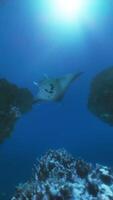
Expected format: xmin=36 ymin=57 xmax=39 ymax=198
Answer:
xmin=32 ymin=98 xmax=41 ymax=105
xmin=71 ymin=71 xmax=84 ymax=82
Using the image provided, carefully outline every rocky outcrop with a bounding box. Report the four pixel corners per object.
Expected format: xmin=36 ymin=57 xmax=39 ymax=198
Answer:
xmin=88 ymin=67 xmax=113 ymax=126
xmin=0 ymin=78 xmax=34 ymax=143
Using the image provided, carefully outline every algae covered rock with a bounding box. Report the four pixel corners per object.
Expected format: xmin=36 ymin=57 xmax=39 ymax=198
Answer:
xmin=88 ymin=67 xmax=113 ymax=125
xmin=0 ymin=78 xmax=34 ymax=142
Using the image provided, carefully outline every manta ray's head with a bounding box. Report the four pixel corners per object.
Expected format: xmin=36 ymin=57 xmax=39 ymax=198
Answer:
xmin=36 ymin=79 xmax=59 ymax=101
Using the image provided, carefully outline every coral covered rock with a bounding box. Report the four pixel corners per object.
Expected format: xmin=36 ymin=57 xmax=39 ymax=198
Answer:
xmin=88 ymin=67 xmax=113 ymax=125
xmin=0 ymin=78 xmax=34 ymax=142
xmin=11 ymin=149 xmax=113 ymax=200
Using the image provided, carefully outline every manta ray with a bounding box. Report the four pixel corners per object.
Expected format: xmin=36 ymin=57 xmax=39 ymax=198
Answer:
xmin=33 ymin=72 xmax=83 ymax=103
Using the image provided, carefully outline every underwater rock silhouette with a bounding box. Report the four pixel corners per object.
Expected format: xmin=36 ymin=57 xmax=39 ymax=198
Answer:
xmin=0 ymin=78 xmax=34 ymax=143
xmin=11 ymin=149 xmax=113 ymax=200
xmin=33 ymin=72 xmax=83 ymax=103
xmin=88 ymin=67 xmax=113 ymax=126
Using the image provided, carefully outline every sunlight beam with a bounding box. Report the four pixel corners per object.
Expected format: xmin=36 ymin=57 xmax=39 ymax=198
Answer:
xmin=50 ymin=0 xmax=88 ymax=23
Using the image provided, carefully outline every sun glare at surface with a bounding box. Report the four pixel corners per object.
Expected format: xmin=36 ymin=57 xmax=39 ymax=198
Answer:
xmin=38 ymin=0 xmax=109 ymax=26
xmin=53 ymin=0 xmax=85 ymax=22
xmin=31 ymin=0 xmax=109 ymax=42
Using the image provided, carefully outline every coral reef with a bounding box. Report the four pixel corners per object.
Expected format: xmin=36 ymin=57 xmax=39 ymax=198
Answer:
xmin=11 ymin=149 xmax=113 ymax=200
xmin=0 ymin=78 xmax=34 ymax=143
xmin=88 ymin=66 xmax=113 ymax=125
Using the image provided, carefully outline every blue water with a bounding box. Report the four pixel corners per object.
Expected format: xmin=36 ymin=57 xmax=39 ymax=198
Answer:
xmin=0 ymin=0 xmax=113 ymax=199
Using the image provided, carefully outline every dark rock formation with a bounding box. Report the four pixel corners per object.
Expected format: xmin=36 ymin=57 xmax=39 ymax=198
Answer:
xmin=88 ymin=67 xmax=113 ymax=125
xmin=0 ymin=78 xmax=34 ymax=143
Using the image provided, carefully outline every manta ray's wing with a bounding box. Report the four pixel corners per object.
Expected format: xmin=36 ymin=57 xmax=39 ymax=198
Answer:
xmin=53 ymin=72 xmax=83 ymax=101
xmin=58 ymin=72 xmax=83 ymax=92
